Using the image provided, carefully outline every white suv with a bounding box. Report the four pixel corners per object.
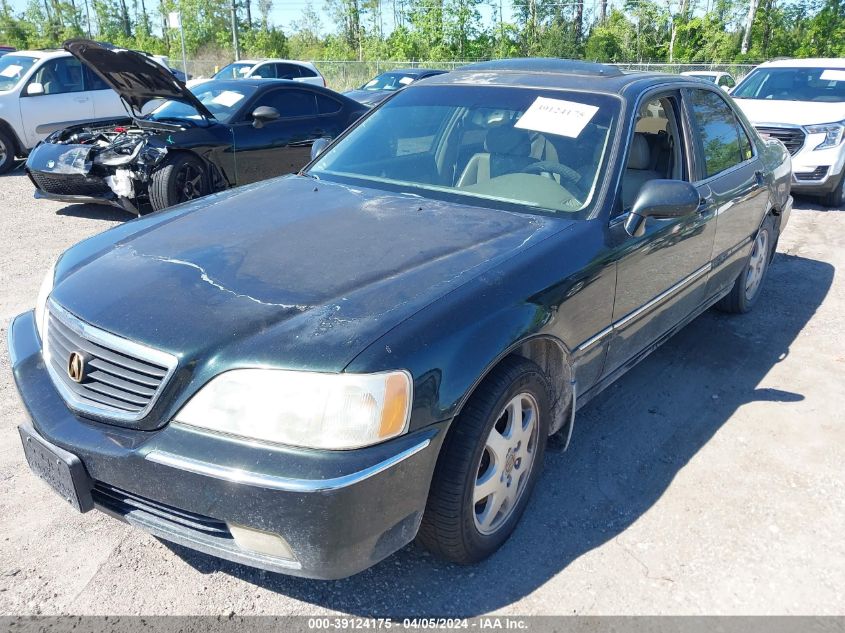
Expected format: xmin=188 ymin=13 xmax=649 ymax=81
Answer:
xmin=732 ymin=58 xmax=845 ymax=207
xmin=0 ymin=49 xmax=125 ymax=173
xmin=188 ymin=59 xmax=326 ymax=88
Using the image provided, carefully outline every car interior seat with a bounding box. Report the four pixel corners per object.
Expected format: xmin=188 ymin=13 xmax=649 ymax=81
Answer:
xmin=622 ymin=132 xmax=662 ymax=209
xmin=457 ymin=126 xmax=538 ymax=187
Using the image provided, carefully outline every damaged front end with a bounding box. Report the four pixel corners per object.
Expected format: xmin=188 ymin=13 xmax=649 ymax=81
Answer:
xmin=26 ymin=120 xmax=170 ymax=215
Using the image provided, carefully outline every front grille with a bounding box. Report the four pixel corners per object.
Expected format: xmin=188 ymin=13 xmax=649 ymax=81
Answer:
xmin=794 ymin=166 xmax=829 ymax=181
xmin=30 ymin=171 xmax=111 ymax=197
xmin=92 ymin=482 xmax=231 ymax=537
xmin=44 ymin=302 xmax=176 ymax=422
xmin=755 ymin=126 xmax=806 ymax=156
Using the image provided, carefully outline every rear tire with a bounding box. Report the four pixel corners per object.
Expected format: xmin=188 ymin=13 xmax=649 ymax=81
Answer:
xmin=0 ymin=129 xmax=17 ymax=175
xmin=716 ymin=214 xmax=775 ymax=314
xmin=820 ymin=172 xmax=844 ymax=208
xmin=149 ymin=153 xmax=209 ymax=211
xmin=418 ymin=356 xmax=550 ymax=564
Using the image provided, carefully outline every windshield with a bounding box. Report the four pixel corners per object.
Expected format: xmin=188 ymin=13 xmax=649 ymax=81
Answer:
xmin=148 ymin=83 xmax=254 ymax=123
xmin=688 ymin=73 xmax=717 ymax=83
xmin=732 ymin=67 xmax=845 ymax=102
xmin=0 ymin=55 xmax=37 ymax=91
xmin=360 ymin=72 xmax=419 ymax=91
xmin=213 ymin=62 xmax=254 ymax=80
xmin=309 ymin=85 xmax=618 ymax=217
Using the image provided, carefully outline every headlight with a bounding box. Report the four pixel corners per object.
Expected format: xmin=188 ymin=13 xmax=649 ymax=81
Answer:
xmin=805 ymin=122 xmax=844 ymax=151
xmin=174 ymin=369 xmax=412 ymax=450
xmin=34 ymin=260 xmax=56 ymax=342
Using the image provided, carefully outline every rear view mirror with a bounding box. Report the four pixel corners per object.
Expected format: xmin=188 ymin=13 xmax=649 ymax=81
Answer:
xmin=252 ymin=106 xmax=280 ymax=128
xmin=26 ymin=82 xmax=45 ymax=96
xmin=624 ymin=179 xmax=700 ymax=237
xmin=310 ymin=137 xmax=330 ymax=161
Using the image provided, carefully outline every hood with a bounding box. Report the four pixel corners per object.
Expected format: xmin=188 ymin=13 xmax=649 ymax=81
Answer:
xmin=734 ymin=97 xmax=845 ymax=126
xmin=343 ymin=89 xmax=389 ymax=106
xmin=51 ymin=176 xmax=565 ymax=375
xmin=63 ymin=39 xmax=213 ymax=118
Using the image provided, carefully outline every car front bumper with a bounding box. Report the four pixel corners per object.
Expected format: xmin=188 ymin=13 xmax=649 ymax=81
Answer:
xmin=8 ymin=310 xmax=446 ymax=579
xmin=790 ymin=143 xmax=845 ymax=195
xmin=29 ymin=174 xmax=140 ymax=214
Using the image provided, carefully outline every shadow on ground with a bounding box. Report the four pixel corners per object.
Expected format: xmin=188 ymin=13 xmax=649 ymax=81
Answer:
xmin=55 ymin=203 xmax=134 ymax=222
xmin=162 ymin=251 xmax=832 ymax=616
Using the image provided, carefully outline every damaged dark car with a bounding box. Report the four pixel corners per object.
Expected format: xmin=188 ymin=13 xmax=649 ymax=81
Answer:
xmin=26 ymin=39 xmax=367 ymax=213
xmin=10 ymin=60 xmax=792 ymax=579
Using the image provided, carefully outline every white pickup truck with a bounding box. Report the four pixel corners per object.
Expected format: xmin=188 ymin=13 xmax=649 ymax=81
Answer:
xmin=0 ymin=49 xmax=126 ymax=173
xmin=732 ymin=58 xmax=845 ymax=207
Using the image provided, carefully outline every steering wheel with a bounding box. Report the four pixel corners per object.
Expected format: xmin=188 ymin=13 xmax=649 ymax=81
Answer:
xmin=521 ymin=161 xmax=581 ymax=185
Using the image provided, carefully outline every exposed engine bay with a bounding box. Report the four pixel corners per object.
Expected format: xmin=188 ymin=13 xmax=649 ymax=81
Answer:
xmin=27 ymin=119 xmax=180 ymax=213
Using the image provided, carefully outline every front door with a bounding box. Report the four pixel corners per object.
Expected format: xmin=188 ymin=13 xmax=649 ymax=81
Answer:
xmin=19 ymin=57 xmax=94 ymax=147
xmin=232 ymin=87 xmax=327 ymax=185
xmin=603 ymin=90 xmax=718 ymax=376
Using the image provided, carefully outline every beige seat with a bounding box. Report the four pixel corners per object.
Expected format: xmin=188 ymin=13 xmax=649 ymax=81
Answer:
xmin=457 ymin=127 xmax=537 ymax=187
xmin=622 ymin=133 xmax=661 ymax=209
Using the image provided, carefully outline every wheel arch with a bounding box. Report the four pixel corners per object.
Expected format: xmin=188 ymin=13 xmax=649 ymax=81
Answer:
xmin=0 ymin=118 xmax=25 ymax=157
xmin=453 ymin=334 xmax=576 ymax=447
xmin=159 ymin=148 xmax=227 ymax=192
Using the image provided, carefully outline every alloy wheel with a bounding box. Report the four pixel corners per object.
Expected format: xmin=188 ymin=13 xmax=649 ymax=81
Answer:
xmin=744 ymin=229 xmax=769 ymax=301
xmin=473 ymin=392 xmax=539 ymax=535
xmin=176 ymin=163 xmax=203 ymax=202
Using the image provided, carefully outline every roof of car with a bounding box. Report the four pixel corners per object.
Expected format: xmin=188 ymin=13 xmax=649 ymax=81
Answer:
xmin=386 ymin=68 xmax=446 ymax=76
xmin=758 ymin=58 xmax=845 ymax=69
xmin=236 ymin=58 xmax=319 ymax=68
xmin=8 ymin=49 xmax=69 ymax=59
xmin=202 ymin=78 xmax=309 ymax=89
xmin=422 ymin=58 xmax=701 ymax=96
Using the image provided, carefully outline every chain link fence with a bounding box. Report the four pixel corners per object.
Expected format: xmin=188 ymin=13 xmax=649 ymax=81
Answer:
xmin=179 ymin=59 xmax=757 ymax=92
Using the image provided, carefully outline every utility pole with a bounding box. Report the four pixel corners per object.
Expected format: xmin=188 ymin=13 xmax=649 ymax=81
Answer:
xmin=499 ymin=0 xmax=504 ymax=57
xmin=231 ymin=0 xmax=240 ymax=60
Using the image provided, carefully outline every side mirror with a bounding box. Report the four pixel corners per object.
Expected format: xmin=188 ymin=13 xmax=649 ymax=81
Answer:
xmin=251 ymin=105 xmax=280 ymax=128
xmin=624 ymin=179 xmax=700 ymax=237
xmin=26 ymin=82 xmax=45 ymax=96
xmin=310 ymin=137 xmax=330 ymax=161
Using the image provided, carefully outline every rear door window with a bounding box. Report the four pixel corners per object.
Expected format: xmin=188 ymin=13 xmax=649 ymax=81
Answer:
xmin=687 ymin=89 xmax=746 ymax=178
xmin=274 ymin=63 xmax=302 ymax=80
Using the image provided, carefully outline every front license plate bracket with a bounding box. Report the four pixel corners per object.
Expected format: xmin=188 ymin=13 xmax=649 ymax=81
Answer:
xmin=18 ymin=424 xmax=94 ymax=513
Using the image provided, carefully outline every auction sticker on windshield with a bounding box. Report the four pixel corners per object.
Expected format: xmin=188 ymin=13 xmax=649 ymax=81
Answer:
xmin=820 ymin=69 xmax=845 ymax=82
xmin=211 ymin=90 xmax=244 ymax=107
xmin=515 ymin=97 xmax=599 ymax=138
xmin=0 ymin=64 xmax=22 ymax=78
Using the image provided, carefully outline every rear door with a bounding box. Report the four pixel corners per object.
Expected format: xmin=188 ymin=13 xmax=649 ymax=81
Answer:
xmin=684 ymin=87 xmax=769 ymax=299
xmin=19 ymin=56 xmax=94 ymax=147
xmin=84 ymin=66 xmax=126 ymax=119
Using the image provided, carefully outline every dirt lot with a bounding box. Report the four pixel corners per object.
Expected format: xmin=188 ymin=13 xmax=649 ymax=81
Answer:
xmin=0 ymin=169 xmax=842 ymax=616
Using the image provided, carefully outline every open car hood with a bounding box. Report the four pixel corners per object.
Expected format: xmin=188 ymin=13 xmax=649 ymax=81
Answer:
xmin=63 ymin=39 xmax=214 ymax=119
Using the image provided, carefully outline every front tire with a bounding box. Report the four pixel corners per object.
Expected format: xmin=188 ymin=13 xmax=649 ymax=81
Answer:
xmin=418 ymin=356 xmax=550 ymax=564
xmin=716 ymin=214 xmax=775 ymax=314
xmin=149 ymin=153 xmax=209 ymax=211
xmin=820 ymin=172 xmax=844 ymax=208
xmin=0 ymin=129 xmax=17 ymax=174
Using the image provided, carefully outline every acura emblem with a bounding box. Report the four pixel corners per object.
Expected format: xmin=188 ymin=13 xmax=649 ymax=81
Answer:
xmin=46 ymin=160 xmax=55 ymax=168
xmin=67 ymin=351 xmax=85 ymax=383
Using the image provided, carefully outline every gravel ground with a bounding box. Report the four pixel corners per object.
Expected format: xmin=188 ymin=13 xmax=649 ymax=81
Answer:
xmin=0 ymin=168 xmax=843 ymax=616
